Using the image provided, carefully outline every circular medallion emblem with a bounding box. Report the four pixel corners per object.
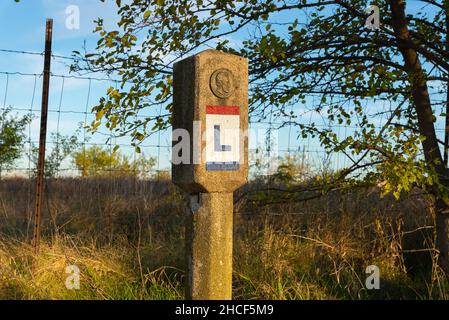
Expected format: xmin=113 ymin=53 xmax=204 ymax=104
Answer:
xmin=210 ymin=69 xmax=234 ymax=99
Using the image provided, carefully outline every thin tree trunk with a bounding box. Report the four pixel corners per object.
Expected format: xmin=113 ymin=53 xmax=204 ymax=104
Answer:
xmin=444 ymin=0 xmax=449 ymax=165
xmin=436 ymin=199 xmax=449 ymax=273
xmin=389 ymin=0 xmax=449 ymax=274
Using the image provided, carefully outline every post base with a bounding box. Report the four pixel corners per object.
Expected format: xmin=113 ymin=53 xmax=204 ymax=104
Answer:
xmin=185 ymin=192 xmax=234 ymax=300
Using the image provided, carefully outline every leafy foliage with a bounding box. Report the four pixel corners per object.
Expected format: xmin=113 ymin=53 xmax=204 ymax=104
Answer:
xmin=0 ymin=108 xmax=31 ymax=174
xmin=28 ymin=132 xmax=80 ymax=179
xmin=73 ymin=0 xmax=449 ymax=199
xmin=72 ymin=145 xmax=156 ymax=178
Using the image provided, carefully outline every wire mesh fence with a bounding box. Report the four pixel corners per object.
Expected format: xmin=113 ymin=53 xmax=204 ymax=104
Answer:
xmin=0 ymin=46 xmax=447 ymax=245
xmin=0 ymin=47 xmax=448 ymax=181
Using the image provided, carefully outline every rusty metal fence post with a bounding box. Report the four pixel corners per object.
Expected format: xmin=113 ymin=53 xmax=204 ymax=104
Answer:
xmin=32 ymin=18 xmax=53 ymax=254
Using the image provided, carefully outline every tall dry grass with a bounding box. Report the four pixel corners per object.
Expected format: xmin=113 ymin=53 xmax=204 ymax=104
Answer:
xmin=0 ymin=177 xmax=448 ymax=299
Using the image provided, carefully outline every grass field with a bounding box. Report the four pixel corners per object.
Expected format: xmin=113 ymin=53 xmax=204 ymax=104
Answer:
xmin=0 ymin=177 xmax=448 ymax=300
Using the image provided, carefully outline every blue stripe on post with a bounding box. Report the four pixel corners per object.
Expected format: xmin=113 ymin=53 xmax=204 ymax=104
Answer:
xmin=206 ymin=162 xmax=240 ymax=171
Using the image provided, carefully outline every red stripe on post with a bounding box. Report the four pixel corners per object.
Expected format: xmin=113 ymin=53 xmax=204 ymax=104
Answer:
xmin=206 ymin=105 xmax=240 ymax=115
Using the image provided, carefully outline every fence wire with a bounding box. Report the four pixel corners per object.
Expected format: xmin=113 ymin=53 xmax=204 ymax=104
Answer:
xmin=0 ymin=47 xmax=446 ymax=240
xmin=0 ymin=48 xmax=447 ymax=182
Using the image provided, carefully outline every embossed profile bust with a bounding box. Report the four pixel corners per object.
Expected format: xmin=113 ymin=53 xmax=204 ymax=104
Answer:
xmin=210 ymin=68 xmax=234 ymax=99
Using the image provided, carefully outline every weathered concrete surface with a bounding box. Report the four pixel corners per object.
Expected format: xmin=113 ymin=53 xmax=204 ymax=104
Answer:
xmin=172 ymin=49 xmax=248 ymax=193
xmin=185 ymin=192 xmax=233 ymax=300
xmin=172 ymin=49 xmax=248 ymax=300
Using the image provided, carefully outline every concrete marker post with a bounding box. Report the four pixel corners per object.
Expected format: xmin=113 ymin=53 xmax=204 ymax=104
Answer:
xmin=172 ymin=49 xmax=248 ymax=300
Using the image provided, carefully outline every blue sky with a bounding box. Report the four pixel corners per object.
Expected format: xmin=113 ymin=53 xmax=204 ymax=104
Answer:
xmin=0 ymin=0 xmax=443 ymax=177
xmin=0 ymin=0 xmax=177 ymax=174
xmin=0 ymin=0 xmax=303 ymax=176
xmin=0 ymin=0 xmax=118 ymax=53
